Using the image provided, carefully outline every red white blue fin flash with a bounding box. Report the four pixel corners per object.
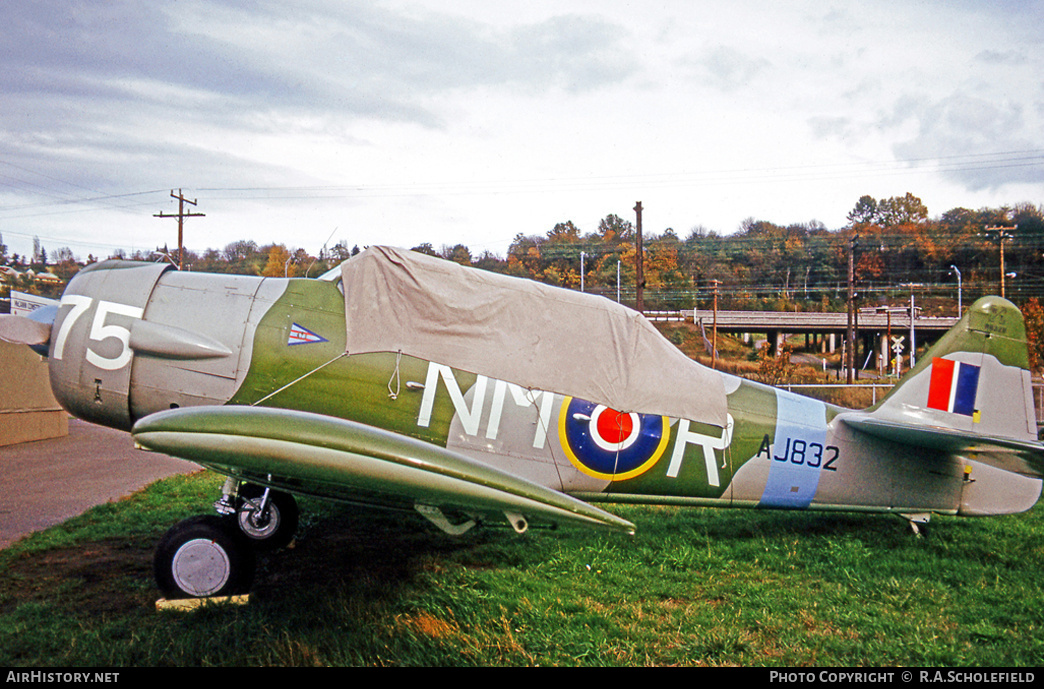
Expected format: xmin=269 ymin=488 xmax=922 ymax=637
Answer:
xmin=926 ymin=357 xmax=980 ymax=416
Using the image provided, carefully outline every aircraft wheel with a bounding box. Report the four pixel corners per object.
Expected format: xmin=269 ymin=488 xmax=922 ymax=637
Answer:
xmin=154 ymin=515 xmax=255 ymax=599
xmin=236 ymin=484 xmax=299 ymax=550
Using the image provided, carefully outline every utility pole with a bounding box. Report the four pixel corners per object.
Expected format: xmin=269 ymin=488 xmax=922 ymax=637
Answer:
xmin=846 ymin=234 xmax=858 ymax=384
xmin=634 ymin=201 xmax=645 ymax=313
xmin=154 ymin=189 xmax=205 ymax=270
xmin=910 ymin=288 xmax=916 ymax=369
xmin=886 ymin=308 xmax=892 ymax=376
xmin=711 ymin=279 xmax=720 ymax=370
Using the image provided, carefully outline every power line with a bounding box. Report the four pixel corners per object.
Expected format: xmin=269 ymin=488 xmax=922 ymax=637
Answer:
xmin=194 ymin=149 xmax=1044 ymax=199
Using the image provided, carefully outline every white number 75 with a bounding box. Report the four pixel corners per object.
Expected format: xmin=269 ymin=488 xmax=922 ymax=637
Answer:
xmin=53 ymin=296 xmax=143 ymax=371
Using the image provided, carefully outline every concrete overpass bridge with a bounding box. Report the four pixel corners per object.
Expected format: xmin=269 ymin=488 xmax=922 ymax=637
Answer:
xmin=674 ymin=308 xmax=960 ymax=371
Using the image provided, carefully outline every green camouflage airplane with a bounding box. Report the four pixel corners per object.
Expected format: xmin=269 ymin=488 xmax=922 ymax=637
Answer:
xmin=2 ymin=246 xmax=1042 ymax=599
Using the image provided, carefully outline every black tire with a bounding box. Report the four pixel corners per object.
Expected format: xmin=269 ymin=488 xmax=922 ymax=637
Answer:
xmin=236 ymin=484 xmax=299 ymax=550
xmin=154 ymin=515 xmax=255 ymax=599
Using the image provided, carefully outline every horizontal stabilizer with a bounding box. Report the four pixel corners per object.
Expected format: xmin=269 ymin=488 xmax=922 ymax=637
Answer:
xmin=132 ymin=406 xmax=635 ymax=534
xmin=839 ymin=412 xmax=1044 ymax=478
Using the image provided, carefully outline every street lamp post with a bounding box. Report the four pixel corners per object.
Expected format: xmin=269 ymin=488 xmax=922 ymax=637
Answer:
xmin=950 ymin=265 xmax=962 ymax=316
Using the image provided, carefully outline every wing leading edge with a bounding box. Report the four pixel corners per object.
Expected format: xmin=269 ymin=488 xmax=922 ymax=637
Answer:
xmin=131 ymin=406 xmax=635 ymax=535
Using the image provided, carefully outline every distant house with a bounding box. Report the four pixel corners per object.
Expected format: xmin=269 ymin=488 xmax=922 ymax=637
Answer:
xmin=25 ymin=269 xmax=62 ymax=285
xmin=0 ymin=266 xmax=21 ymax=282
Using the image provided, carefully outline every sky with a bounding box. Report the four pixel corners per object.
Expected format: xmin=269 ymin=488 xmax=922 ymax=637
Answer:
xmin=2 ymin=0 xmax=1043 ymax=263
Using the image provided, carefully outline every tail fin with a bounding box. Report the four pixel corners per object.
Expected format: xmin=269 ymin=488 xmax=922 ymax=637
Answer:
xmin=870 ymin=296 xmax=1037 ymax=442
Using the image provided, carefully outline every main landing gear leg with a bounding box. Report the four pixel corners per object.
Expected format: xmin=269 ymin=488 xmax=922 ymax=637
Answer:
xmin=231 ymin=483 xmax=300 ymax=550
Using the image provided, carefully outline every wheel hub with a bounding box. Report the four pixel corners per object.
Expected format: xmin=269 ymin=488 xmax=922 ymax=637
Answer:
xmin=171 ymin=538 xmax=231 ymax=597
xmin=238 ymin=499 xmax=279 ymax=539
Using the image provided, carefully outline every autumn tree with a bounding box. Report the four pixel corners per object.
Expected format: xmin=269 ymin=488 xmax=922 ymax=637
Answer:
xmin=1022 ymin=298 xmax=1044 ymax=370
xmin=261 ymin=244 xmax=294 ymax=277
xmin=506 ymin=233 xmax=543 ymax=279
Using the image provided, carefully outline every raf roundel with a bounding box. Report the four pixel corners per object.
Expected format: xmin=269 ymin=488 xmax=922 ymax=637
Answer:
xmin=558 ymin=397 xmax=670 ymax=481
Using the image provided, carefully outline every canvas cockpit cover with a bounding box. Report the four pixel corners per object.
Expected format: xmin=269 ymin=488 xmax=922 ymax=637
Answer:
xmin=340 ymin=246 xmax=727 ymax=427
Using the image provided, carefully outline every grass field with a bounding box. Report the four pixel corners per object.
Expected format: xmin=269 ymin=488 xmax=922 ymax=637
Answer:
xmin=2 ymin=470 xmax=1043 ymax=667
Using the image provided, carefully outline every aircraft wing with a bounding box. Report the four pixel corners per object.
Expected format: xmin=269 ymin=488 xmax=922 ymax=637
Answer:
xmin=131 ymin=406 xmax=636 ymax=534
xmin=839 ymin=412 xmax=1044 ymax=478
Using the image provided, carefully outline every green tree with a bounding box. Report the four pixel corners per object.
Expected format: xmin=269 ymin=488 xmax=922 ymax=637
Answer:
xmin=441 ymin=244 xmax=472 ymax=266
xmin=31 ymin=236 xmax=47 ymax=269
xmin=223 ymin=240 xmax=262 ymax=273
xmin=878 ymin=192 xmax=928 ymax=227
xmin=847 ymin=195 xmax=878 ymax=226
xmin=328 ymin=240 xmax=354 ymax=262
xmin=411 ymin=243 xmax=438 ymax=257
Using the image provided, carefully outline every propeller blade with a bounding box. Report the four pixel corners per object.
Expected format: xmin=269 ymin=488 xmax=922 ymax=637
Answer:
xmin=0 ymin=314 xmax=51 ymax=346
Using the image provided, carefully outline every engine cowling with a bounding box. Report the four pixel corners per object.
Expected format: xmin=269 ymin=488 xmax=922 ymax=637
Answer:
xmin=48 ymin=261 xmax=282 ymax=431
xmin=49 ymin=261 xmax=171 ymax=430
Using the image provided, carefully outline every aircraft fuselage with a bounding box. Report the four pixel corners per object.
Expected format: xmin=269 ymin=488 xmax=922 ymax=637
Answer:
xmin=46 ymin=262 xmax=1041 ymax=522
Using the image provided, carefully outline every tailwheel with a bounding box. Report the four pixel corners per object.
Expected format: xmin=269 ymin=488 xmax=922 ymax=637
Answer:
xmin=154 ymin=515 xmax=255 ymax=599
xmin=235 ymin=483 xmax=299 ymax=550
